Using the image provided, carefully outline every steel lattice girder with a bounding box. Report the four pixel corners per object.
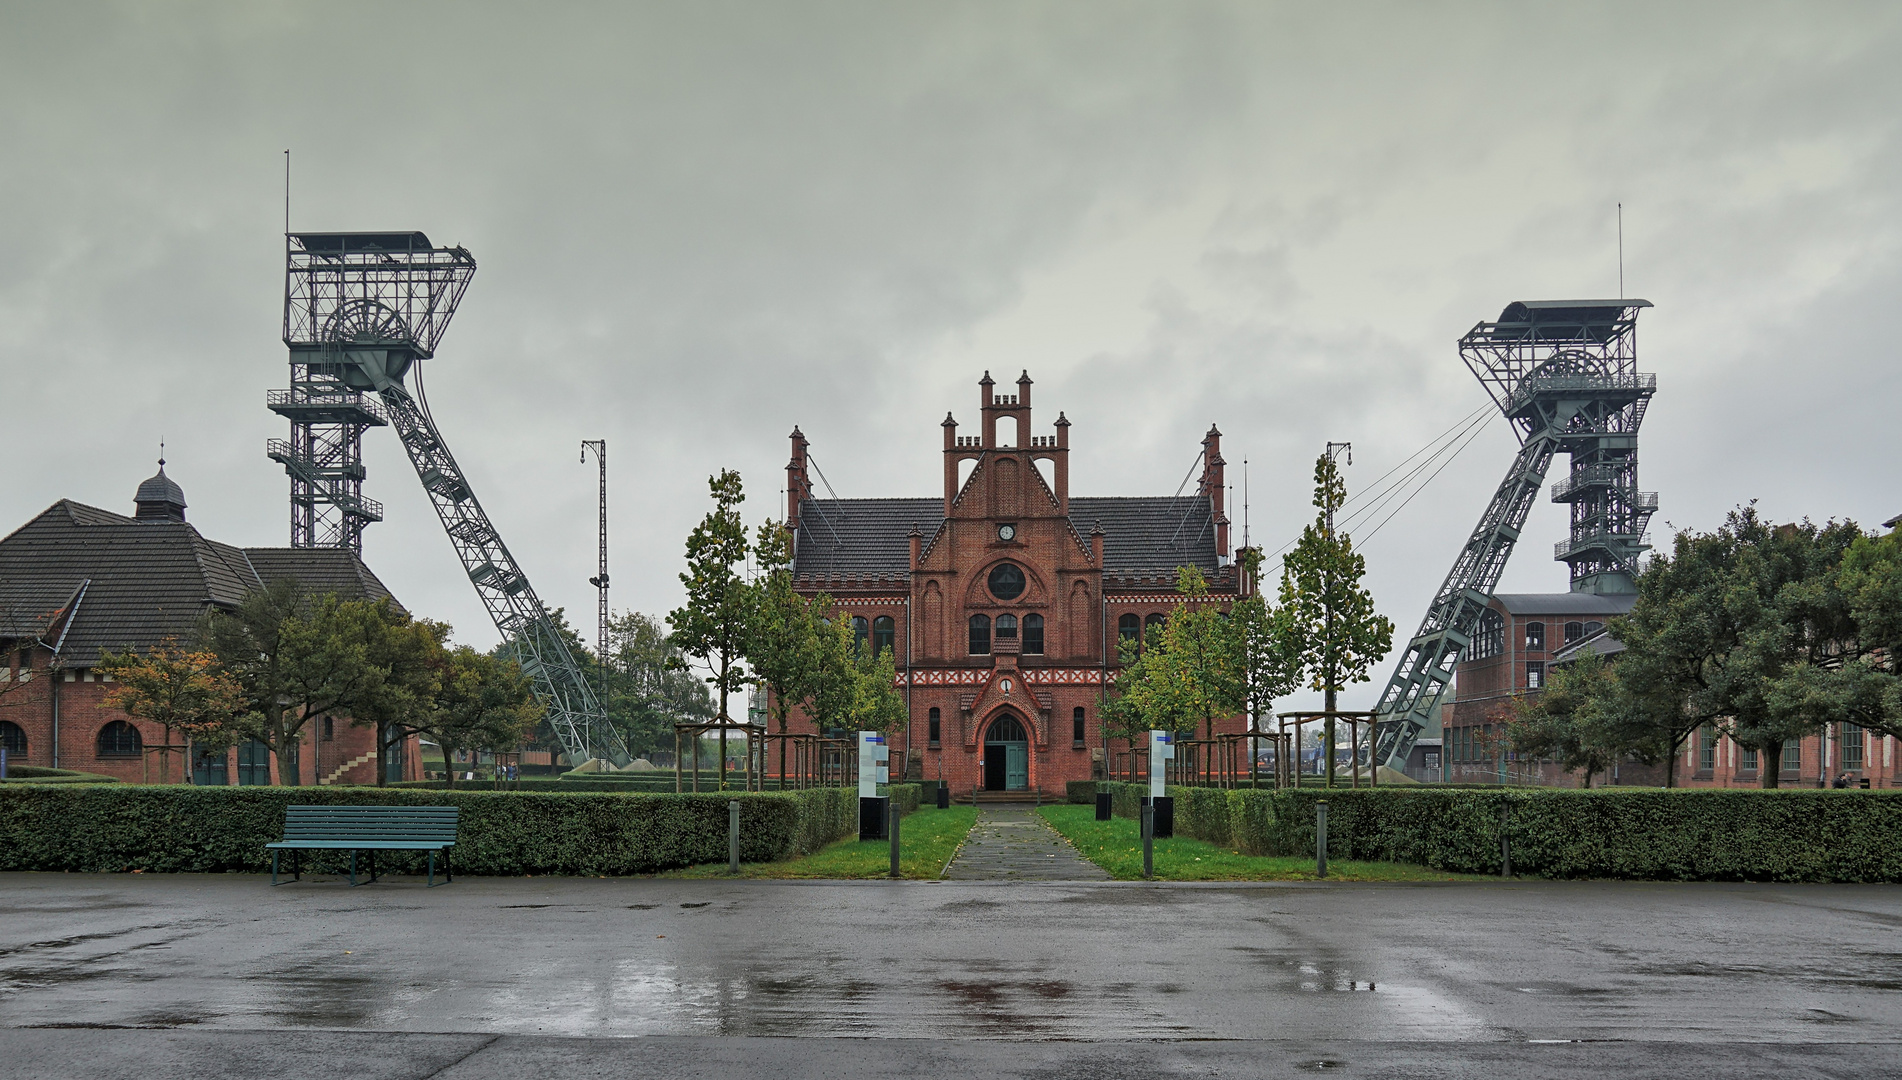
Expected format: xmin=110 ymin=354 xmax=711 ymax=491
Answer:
xmin=1373 ymin=300 xmax=1654 ymax=769
xmin=272 ymin=231 xmax=626 ymax=769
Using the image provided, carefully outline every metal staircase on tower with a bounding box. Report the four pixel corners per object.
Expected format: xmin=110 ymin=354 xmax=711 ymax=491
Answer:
xmin=268 ymin=231 xmax=629 ymax=768
xmin=1372 ymin=299 xmax=1656 ymax=770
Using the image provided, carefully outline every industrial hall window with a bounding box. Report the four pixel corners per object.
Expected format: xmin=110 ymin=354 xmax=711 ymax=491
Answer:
xmin=969 ymin=615 xmax=991 ymax=655
xmin=1472 ymin=610 xmax=1504 ymax=660
xmin=97 ymin=720 xmax=141 ymax=758
xmin=1564 ymin=621 xmax=1585 ymax=644
xmin=1525 ymin=662 xmax=1544 ymax=690
xmin=1698 ymin=727 xmax=1717 ymax=772
xmin=0 ymin=720 xmax=25 ymax=755
xmin=1072 ymin=707 xmax=1086 ymax=747
xmin=995 ymin=614 xmax=1018 ymax=641
xmin=1741 ymin=746 xmax=1758 ymax=772
xmin=1842 ymin=723 xmax=1865 ymax=770
xmin=1524 ymin=621 xmax=1544 ymax=651
xmin=1782 ymin=741 xmax=1801 ymax=772
xmin=1118 ymin=614 xmax=1140 ymax=649
xmin=852 ymin=616 xmax=870 ymax=653
xmin=872 ymin=616 xmax=895 ymax=657
xmin=928 ymin=707 xmax=941 ymax=747
xmin=1022 ymin=614 xmax=1044 ymax=654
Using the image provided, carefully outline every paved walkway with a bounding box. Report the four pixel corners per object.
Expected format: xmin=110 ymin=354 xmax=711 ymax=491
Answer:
xmin=941 ymin=803 xmax=1110 ymax=880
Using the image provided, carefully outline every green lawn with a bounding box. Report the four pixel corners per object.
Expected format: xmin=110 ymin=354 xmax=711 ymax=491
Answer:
xmin=665 ymin=805 xmax=978 ymax=880
xmin=1039 ymin=804 xmax=1490 ymax=882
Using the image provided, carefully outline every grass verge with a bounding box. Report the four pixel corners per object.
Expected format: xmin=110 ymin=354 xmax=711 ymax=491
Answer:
xmin=1039 ymin=804 xmax=1492 ymax=882
xmin=665 ymin=805 xmax=978 ymax=880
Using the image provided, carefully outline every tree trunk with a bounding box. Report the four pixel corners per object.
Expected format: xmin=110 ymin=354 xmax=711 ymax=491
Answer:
xmin=442 ymin=742 xmax=457 ymax=790
xmin=1761 ymin=739 xmax=1782 ymax=789
xmin=1324 ymin=687 xmax=1337 ymax=788
xmin=375 ymin=720 xmax=388 ymax=787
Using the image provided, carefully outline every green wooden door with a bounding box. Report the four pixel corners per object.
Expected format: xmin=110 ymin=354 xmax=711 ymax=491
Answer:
xmin=1005 ymin=743 xmax=1028 ymax=790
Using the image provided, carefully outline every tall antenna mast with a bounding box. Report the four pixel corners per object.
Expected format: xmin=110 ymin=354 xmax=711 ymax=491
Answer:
xmin=582 ymin=439 xmax=610 ymax=753
xmin=284 ymin=150 xmax=290 ymax=234
xmin=1617 ymin=202 xmax=1624 ymax=299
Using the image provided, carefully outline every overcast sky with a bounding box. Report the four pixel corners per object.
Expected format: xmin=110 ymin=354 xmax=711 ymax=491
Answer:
xmin=4 ymin=2 xmax=1898 ymax=710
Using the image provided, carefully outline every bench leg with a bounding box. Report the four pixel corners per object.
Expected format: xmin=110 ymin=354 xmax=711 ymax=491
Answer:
xmin=369 ymin=850 xmax=377 ymax=884
xmin=427 ymin=851 xmax=435 ymax=888
xmin=349 ymin=850 xmax=357 ymax=887
xmin=294 ymin=850 xmax=302 ymax=882
xmin=272 ymin=850 xmax=279 ymax=886
xmin=445 ymin=849 xmax=453 ymax=884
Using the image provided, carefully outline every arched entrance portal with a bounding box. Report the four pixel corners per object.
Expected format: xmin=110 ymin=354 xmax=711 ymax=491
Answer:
xmin=983 ymin=713 xmax=1029 ymax=791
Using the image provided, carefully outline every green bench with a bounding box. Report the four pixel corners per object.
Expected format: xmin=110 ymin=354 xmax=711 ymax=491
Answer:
xmin=267 ymin=805 xmax=458 ymax=887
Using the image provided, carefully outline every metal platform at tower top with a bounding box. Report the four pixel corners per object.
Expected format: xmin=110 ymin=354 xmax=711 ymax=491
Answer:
xmin=1373 ymin=298 xmax=1657 ymax=770
xmin=267 ymin=229 xmax=630 ymax=769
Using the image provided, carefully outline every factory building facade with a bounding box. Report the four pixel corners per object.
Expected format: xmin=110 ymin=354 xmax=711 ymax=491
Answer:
xmin=779 ymin=372 xmax=1246 ymax=797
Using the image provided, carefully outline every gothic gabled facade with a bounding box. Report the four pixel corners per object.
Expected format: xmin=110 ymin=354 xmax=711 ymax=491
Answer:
xmin=782 ymin=371 xmax=1246 ymax=796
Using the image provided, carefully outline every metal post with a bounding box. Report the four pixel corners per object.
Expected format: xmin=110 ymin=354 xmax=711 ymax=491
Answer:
xmin=1141 ymin=802 xmax=1155 ymax=880
xmin=1500 ymin=804 xmax=1512 ymax=878
xmin=728 ymin=800 xmax=741 ymax=874
xmin=890 ymin=798 xmax=902 ymax=878
xmin=1316 ymin=799 xmax=1329 ymax=879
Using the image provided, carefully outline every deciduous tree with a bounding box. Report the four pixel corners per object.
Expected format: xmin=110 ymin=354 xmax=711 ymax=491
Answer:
xmin=1279 ymin=452 xmax=1394 ymax=785
xmin=667 ymin=470 xmax=755 ymax=789
xmin=96 ymin=643 xmax=249 ymax=783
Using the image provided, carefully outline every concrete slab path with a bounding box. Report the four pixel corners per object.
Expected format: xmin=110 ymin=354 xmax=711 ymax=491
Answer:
xmin=941 ymin=804 xmax=1110 ymax=880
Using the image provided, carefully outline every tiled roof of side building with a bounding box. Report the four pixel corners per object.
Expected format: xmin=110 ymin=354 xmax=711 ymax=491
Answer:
xmin=790 ymin=495 xmax=1218 ymax=577
xmin=1492 ymin=592 xmax=1636 ymax=616
xmin=0 ymin=500 xmax=402 ymax=666
xmin=242 ymin=548 xmax=398 ymax=607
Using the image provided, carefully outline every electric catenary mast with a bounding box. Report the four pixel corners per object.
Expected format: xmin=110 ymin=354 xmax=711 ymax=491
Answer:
xmin=270 ymin=231 xmax=630 ymax=768
xmin=1372 ymin=300 xmax=1656 ymax=769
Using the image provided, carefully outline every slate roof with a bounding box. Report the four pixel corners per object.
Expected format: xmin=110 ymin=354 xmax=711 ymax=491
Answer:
xmin=0 ymin=499 xmax=398 ymax=666
xmin=1492 ymin=592 xmax=1636 ymax=616
xmin=791 ymin=494 xmax=1219 ymax=578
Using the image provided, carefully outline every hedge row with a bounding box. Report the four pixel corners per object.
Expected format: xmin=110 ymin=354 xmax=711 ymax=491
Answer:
xmin=0 ymin=766 xmax=120 ymax=785
xmin=0 ymin=784 xmax=869 ymax=877
xmin=1092 ymin=782 xmax=1902 ymax=882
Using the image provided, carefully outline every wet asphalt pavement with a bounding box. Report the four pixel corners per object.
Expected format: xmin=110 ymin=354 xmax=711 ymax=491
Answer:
xmin=942 ymin=805 xmax=1111 ymax=880
xmin=1 ymin=872 xmax=1897 ymax=1077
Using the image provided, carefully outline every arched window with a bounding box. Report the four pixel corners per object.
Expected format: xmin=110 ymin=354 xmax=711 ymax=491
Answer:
xmin=1583 ymin=621 xmax=1603 ymax=636
xmin=1118 ymin=614 xmax=1140 ymax=644
xmin=1564 ymin=621 xmax=1585 ymax=644
xmin=97 ymin=720 xmax=141 ymax=758
xmin=1071 ymin=706 xmax=1086 ymax=746
xmin=969 ymin=615 xmax=991 ymax=655
xmin=872 ymin=616 xmax=895 ymax=656
xmin=995 ymin=614 xmax=1018 ymax=640
xmin=1144 ymin=613 xmax=1165 ymax=645
xmin=1524 ymin=621 xmax=1545 ymax=651
xmin=928 ymin=707 xmax=941 ymax=746
xmin=0 ymin=720 xmax=25 ymax=756
xmin=851 ymin=616 xmax=870 ymax=653
xmin=985 ymin=714 xmax=1028 ymax=743
xmin=1473 ymin=610 xmax=1505 ymax=659
xmin=1023 ymin=614 xmax=1044 ymax=655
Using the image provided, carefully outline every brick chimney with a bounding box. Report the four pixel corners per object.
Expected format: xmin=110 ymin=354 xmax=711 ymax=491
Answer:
xmin=786 ymin=426 xmax=809 ymax=548
xmin=1199 ymin=425 xmax=1229 ymax=558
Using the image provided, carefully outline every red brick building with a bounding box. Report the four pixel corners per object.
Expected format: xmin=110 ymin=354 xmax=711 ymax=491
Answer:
xmin=0 ymin=464 xmax=414 ymax=786
xmin=781 ymin=372 xmax=1246 ymax=797
xmin=1442 ymin=592 xmax=1898 ymax=788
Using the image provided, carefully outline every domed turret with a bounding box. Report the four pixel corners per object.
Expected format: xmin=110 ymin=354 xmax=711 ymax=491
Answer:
xmin=134 ymin=459 xmax=187 ymax=523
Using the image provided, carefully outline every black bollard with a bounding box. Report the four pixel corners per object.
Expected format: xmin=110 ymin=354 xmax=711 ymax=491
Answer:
xmin=1095 ymin=791 xmax=1112 ymax=821
xmin=890 ymin=798 xmax=902 ymax=878
xmin=728 ymin=800 xmax=741 ymax=875
xmin=1141 ymin=801 xmax=1155 ymax=880
xmin=1316 ymin=799 xmax=1329 ymax=879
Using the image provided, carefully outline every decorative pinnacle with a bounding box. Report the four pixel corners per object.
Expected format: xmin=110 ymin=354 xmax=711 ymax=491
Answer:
xmin=942 ymin=412 xmax=957 ymax=427
xmin=1054 ymin=412 xmax=1070 ymax=427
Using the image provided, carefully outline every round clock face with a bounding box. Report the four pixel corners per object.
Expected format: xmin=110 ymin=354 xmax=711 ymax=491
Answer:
xmin=997 ymin=523 xmax=1016 ymax=541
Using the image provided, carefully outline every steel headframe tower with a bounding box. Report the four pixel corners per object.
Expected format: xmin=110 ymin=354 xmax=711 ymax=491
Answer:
xmin=271 ymin=231 xmax=630 ymax=768
xmin=1372 ymin=299 xmax=1656 ymax=769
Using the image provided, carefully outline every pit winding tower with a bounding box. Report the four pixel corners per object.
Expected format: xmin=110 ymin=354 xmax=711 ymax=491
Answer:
xmin=1373 ymin=299 xmax=1656 ymax=769
xmin=269 ymin=231 xmax=629 ymax=768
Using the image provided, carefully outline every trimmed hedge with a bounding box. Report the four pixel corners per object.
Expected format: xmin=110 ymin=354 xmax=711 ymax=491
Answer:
xmin=0 ymin=766 xmax=120 ymax=784
xmin=0 ymin=784 xmax=864 ymax=877
xmin=1096 ymin=782 xmax=1902 ymax=883
xmin=1065 ymin=780 xmax=1098 ymax=804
